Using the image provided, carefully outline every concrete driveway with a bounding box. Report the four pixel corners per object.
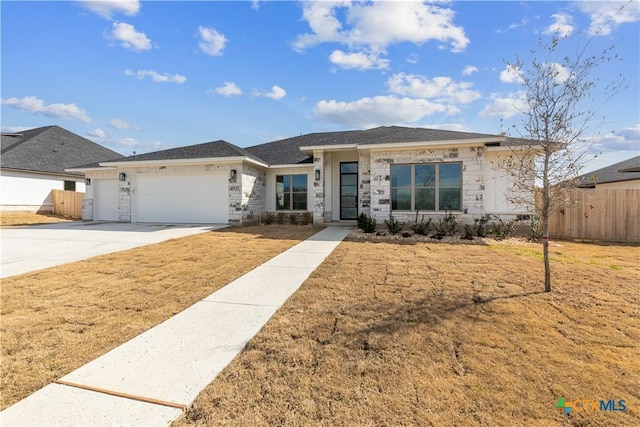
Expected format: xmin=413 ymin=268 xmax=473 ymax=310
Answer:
xmin=0 ymin=222 xmax=228 ymax=279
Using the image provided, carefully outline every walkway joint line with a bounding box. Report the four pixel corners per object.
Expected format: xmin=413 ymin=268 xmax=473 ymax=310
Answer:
xmin=53 ymin=379 xmax=187 ymax=412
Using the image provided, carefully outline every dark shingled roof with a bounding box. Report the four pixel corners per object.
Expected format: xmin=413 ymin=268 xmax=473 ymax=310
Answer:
xmin=100 ymin=140 xmax=265 ymax=164
xmin=1 ymin=125 xmax=123 ymax=175
xmin=245 ymin=126 xmax=505 ymax=165
xmin=89 ymin=126 xmax=514 ymax=168
xmin=576 ymin=155 xmax=640 ymax=187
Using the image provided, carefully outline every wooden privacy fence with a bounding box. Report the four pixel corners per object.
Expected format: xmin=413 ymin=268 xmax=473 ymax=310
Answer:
xmin=547 ymin=188 xmax=640 ymax=242
xmin=52 ymin=190 xmax=84 ymax=219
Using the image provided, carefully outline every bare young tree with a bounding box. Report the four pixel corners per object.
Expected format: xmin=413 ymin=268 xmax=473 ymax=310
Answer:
xmin=499 ymin=33 xmax=625 ymax=292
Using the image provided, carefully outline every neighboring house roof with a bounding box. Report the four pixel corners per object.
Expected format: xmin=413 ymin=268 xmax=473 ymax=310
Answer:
xmin=99 ymin=139 xmax=265 ymax=165
xmin=1 ymin=125 xmax=123 ymax=176
xmin=576 ymin=155 xmax=640 ymax=187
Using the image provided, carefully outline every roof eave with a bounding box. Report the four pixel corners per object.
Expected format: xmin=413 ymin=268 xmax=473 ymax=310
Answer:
xmin=99 ymin=156 xmax=268 ymax=168
xmin=364 ymin=137 xmax=504 ymax=151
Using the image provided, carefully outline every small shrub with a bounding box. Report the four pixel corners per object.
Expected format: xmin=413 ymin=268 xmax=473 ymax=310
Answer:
xmin=490 ymin=218 xmax=517 ymax=240
xmin=433 ymin=211 xmax=457 ymax=237
xmin=300 ymin=211 xmax=313 ymax=225
xmin=473 ymin=215 xmax=489 ymax=237
xmin=276 ymin=212 xmax=286 ymax=225
xmin=288 ymin=213 xmax=298 ymax=225
xmin=528 ymin=216 xmax=542 ymax=243
xmin=402 ymin=231 xmax=412 ymax=238
xmin=461 ymin=224 xmax=474 ymax=240
xmin=385 ymin=214 xmax=404 ymax=235
xmin=411 ymin=211 xmax=432 ymax=236
xmin=357 ymin=213 xmax=377 ymax=233
xmin=263 ymin=212 xmax=275 ymax=225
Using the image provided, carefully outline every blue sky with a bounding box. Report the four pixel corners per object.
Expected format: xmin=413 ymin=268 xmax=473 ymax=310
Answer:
xmin=2 ymin=0 xmax=639 ymax=172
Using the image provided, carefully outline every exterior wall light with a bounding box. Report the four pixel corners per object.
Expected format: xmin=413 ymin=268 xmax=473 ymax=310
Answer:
xmin=230 ymin=169 xmax=237 ymax=183
xmin=85 ymin=178 xmax=91 ymax=185
xmin=315 ymin=169 xmax=321 ymax=181
xmin=119 ymin=172 xmax=127 ymax=182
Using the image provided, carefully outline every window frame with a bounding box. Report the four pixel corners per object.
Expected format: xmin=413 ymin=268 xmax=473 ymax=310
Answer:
xmin=275 ymin=173 xmax=308 ymax=211
xmin=64 ymin=180 xmax=76 ymax=191
xmin=390 ymin=162 xmax=462 ymax=212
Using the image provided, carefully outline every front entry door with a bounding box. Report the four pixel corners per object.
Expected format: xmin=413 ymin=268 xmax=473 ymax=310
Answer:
xmin=340 ymin=162 xmax=358 ymax=220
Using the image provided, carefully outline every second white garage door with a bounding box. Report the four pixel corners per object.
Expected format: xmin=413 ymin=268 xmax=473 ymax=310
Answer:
xmin=133 ymin=173 xmax=229 ymax=223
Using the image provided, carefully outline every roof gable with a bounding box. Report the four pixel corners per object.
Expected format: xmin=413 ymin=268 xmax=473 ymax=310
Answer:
xmin=1 ymin=126 xmax=123 ymax=175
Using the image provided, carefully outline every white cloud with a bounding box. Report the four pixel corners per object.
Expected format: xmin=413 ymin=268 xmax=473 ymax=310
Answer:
xmin=109 ymin=118 xmax=133 ymax=130
xmin=215 ymin=82 xmax=242 ymax=97
xmin=124 ymin=69 xmax=186 ymax=84
xmin=406 ymin=53 xmax=419 ymax=64
xmin=198 ymin=26 xmax=227 ymax=56
xmin=263 ymin=85 xmax=286 ymax=100
xmin=588 ymin=124 xmax=640 ymax=152
xmin=107 ymin=22 xmax=152 ymax=52
xmin=577 ymin=1 xmax=640 ymax=36
xmin=293 ymin=1 xmax=469 ymax=67
xmin=314 ymin=95 xmax=451 ymax=129
xmin=500 ymin=65 xmax=524 ymax=84
xmin=546 ymin=62 xmax=572 ymax=83
xmin=387 ymin=73 xmax=481 ymax=104
xmin=76 ymin=0 xmax=140 ymax=20
xmin=479 ymin=91 xmax=527 ymax=119
xmin=462 ymin=65 xmax=478 ymax=76
xmin=88 ymin=128 xmax=106 ymax=138
xmin=1 ymin=126 xmax=31 ymax=133
xmin=544 ymin=13 xmax=574 ymax=37
xmin=329 ymin=50 xmax=390 ymax=70
xmin=1 ymin=96 xmax=92 ymax=123
xmin=116 ymin=137 xmax=139 ymax=147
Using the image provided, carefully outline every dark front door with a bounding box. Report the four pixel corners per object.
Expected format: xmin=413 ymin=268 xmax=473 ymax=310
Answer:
xmin=340 ymin=162 xmax=358 ymax=220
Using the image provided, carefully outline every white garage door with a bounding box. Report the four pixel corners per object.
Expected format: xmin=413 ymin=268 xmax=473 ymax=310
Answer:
xmin=133 ymin=173 xmax=228 ymax=223
xmin=94 ymin=179 xmax=119 ymax=221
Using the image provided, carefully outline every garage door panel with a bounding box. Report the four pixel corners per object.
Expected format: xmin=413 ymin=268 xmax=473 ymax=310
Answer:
xmin=95 ymin=180 xmax=119 ymax=221
xmin=134 ymin=173 xmax=228 ymax=223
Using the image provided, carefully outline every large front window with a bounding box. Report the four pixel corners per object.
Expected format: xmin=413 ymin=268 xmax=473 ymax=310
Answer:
xmin=390 ymin=163 xmax=461 ymax=211
xmin=276 ymin=174 xmax=307 ymax=210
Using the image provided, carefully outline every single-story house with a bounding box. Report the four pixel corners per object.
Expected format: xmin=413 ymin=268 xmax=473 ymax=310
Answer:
xmin=1 ymin=126 xmax=123 ymax=212
xmin=68 ymin=126 xmax=533 ymax=225
xmin=575 ymin=155 xmax=640 ymax=189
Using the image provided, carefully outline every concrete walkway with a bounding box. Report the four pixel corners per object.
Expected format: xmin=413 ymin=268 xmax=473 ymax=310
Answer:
xmin=0 ymin=227 xmax=350 ymax=426
xmin=1 ymin=222 xmax=227 ymax=279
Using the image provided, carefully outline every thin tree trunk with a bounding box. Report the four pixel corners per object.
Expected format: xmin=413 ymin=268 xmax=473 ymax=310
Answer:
xmin=542 ymin=221 xmax=551 ymax=292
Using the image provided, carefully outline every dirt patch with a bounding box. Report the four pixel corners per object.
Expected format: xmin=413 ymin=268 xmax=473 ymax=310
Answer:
xmin=0 ymin=225 xmax=317 ymax=409
xmin=175 ymin=239 xmax=639 ymax=426
xmin=0 ymin=211 xmax=76 ymax=227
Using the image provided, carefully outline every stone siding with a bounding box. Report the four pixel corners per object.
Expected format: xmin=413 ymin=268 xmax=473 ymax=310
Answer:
xmin=369 ymin=146 xmax=486 ymax=224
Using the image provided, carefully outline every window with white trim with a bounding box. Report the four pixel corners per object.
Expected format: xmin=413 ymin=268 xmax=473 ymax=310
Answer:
xmin=390 ymin=163 xmax=462 ymax=211
xmin=276 ymin=174 xmax=307 ymax=210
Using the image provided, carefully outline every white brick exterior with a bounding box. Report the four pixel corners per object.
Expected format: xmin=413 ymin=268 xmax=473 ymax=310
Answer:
xmin=368 ymin=146 xmax=487 ymax=224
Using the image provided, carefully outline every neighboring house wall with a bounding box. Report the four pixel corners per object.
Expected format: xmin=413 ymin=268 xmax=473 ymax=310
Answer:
xmin=595 ymin=179 xmax=640 ymax=190
xmin=1 ymin=169 xmax=85 ymax=212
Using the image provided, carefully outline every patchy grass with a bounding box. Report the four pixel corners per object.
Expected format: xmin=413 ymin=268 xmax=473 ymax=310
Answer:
xmin=0 ymin=225 xmax=316 ymax=409
xmin=0 ymin=211 xmax=76 ymax=227
xmin=176 ymin=240 xmax=639 ymax=427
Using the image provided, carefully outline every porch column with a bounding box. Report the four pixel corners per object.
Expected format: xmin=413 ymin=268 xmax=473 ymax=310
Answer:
xmin=312 ymin=150 xmax=324 ymax=224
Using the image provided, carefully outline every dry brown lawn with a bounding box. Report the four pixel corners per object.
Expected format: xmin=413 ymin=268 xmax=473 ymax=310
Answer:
xmin=176 ymin=238 xmax=639 ymax=427
xmin=0 ymin=225 xmax=317 ymax=409
xmin=0 ymin=211 xmax=76 ymax=227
